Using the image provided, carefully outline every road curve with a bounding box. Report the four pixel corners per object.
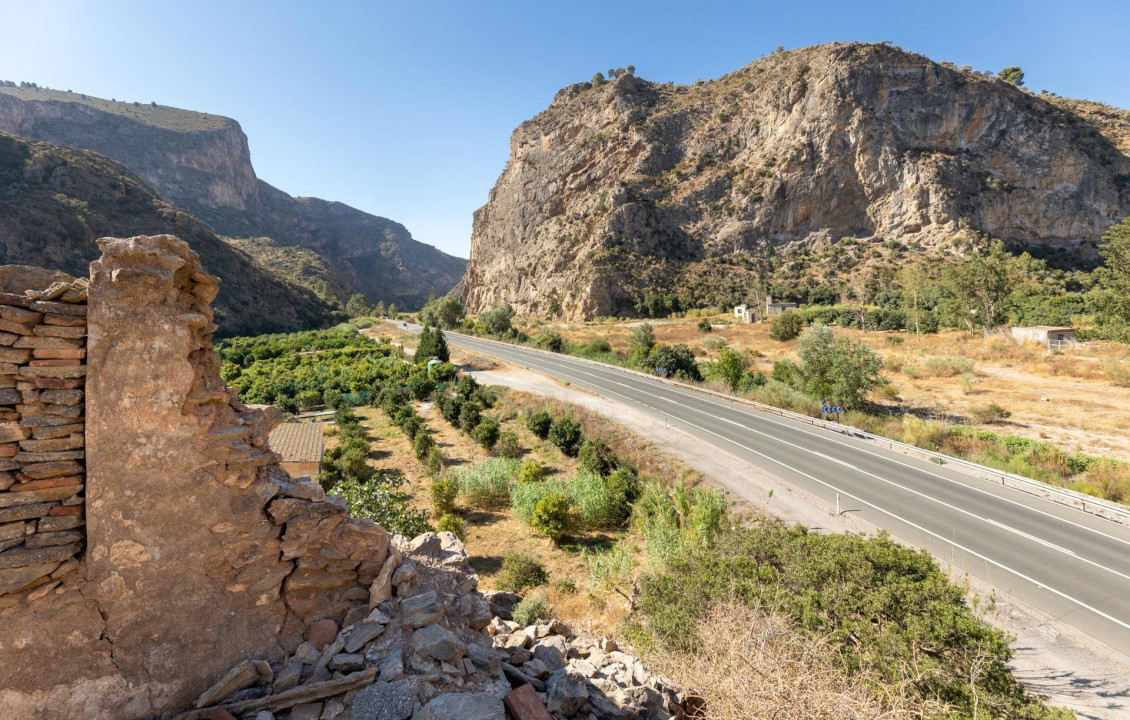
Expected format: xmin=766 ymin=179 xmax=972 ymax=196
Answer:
xmin=419 ymin=326 xmax=1130 ymax=658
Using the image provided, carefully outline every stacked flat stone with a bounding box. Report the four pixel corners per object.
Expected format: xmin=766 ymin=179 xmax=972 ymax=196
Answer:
xmin=0 ymin=280 xmax=87 ymax=605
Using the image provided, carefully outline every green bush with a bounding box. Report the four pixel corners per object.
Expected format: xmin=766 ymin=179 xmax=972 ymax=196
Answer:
xmin=413 ymin=431 xmax=435 ymax=461
xmin=578 ymin=437 xmax=616 ymax=476
xmin=430 ymin=475 xmax=458 ymax=516
xmin=549 ymin=416 xmax=583 ymax=457
xmin=498 ymin=552 xmax=549 ymax=592
xmin=337 ymin=474 xmax=431 ymax=538
xmin=769 ymin=311 xmax=804 ymax=341
xmin=586 ymin=545 xmax=636 ymax=589
xmin=537 ymin=332 xmax=566 ymax=353
xmin=518 ymin=459 xmax=544 ymax=484
xmin=456 ymin=458 xmax=521 ymax=507
xmin=431 ymin=362 xmax=458 ymax=382
xmin=425 ymin=446 xmax=446 ymax=477
xmin=526 ymin=410 xmax=553 ymax=438
xmin=566 ymin=470 xmax=622 ymax=528
xmin=697 ymin=317 xmax=713 ymax=332
xmin=511 ymin=479 xmax=566 ymax=524
xmin=532 ymin=492 xmax=571 ymax=542
xmin=471 ymin=417 xmax=500 ymax=449
xmin=435 ymin=513 xmax=465 ymax=539
xmin=496 ymin=431 xmax=522 ymax=459
xmin=970 ymin=403 xmax=1012 ymax=424
xmin=458 ymin=401 xmax=483 ymax=431
xmin=512 ymin=590 xmax=551 ymax=626
xmin=604 ymin=467 xmax=642 ymax=525
xmin=440 ymin=394 xmax=464 ymax=425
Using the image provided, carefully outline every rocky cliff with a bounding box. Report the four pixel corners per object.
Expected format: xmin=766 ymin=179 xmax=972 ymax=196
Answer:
xmin=0 ymin=87 xmax=466 ymax=309
xmin=463 ymin=42 xmax=1130 ymax=319
xmin=0 ymin=132 xmax=331 ymax=334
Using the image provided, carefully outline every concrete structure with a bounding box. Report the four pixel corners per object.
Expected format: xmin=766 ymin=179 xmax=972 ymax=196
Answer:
xmin=733 ymin=304 xmax=752 ymax=323
xmin=268 ymin=422 xmax=325 ymax=478
xmin=766 ymin=295 xmax=799 ymax=315
xmin=1010 ymin=326 xmax=1076 ymax=347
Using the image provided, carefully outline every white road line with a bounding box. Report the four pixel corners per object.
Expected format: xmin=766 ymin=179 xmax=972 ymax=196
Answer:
xmin=516 ymin=345 xmax=1130 ymax=550
xmin=488 ymin=346 xmax=1130 ymax=633
xmin=453 ymin=337 xmax=1130 ymax=618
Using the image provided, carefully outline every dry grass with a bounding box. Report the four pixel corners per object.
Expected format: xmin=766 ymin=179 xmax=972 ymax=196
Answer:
xmin=538 ymin=314 xmax=1130 ymax=462
xmin=646 ymin=601 xmax=929 ymax=720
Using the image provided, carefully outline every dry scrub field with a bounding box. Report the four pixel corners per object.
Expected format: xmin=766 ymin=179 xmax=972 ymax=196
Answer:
xmin=523 ymin=315 xmax=1130 ymax=463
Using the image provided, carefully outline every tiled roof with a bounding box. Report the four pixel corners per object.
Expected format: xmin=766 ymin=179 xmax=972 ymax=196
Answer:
xmin=268 ymin=422 xmax=326 ymax=463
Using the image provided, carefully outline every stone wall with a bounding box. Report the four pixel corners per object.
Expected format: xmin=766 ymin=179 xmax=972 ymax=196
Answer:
xmin=0 ymin=236 xmax=390 ymax=719
xmin=0 ymin=281 xmax=87 ymax=606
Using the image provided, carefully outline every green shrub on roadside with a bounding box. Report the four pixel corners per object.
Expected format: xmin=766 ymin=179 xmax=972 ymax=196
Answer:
xmin=518 ymin=459 xmax=544 ymax=484
xmin=498 ymin=552 xmax=549 ymax=592
xmin=526 ymin=410 xmax=553 ymax=438
xmin=532 ymin=492 xmax=571 ymax=542
xmin=471 ymin=417 xmax=500 ymax=449
xmin=425 ymin=446 xmax=446 ymax=477
xmin=512 ymin=590 xmax=551 ymax=626
xmin=496 ymin=431 xmax=522 ymax=459
xmin=604 ymin=467 xmax=642 ymax=525
xmin=769 ymin=311 xmax=804 ymax=341
xmin=549 ymin=416 xmax=583 ymax=457
xmin=430 ymin=475 xmax=458 ymax=516
xmin=458 ymin=401 xmax=483 ymax=431
xmin=413 ymin=431 xmax=435 ymax=461
xmin=436 ymin=513 xmax=465 ymax=539
xmin=578 ymin=437 xmax=617 ymax=476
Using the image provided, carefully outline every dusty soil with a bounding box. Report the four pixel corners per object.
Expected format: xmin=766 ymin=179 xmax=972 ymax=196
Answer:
xmin=471 ymin=357 xmax=1130 ymax=720
xmin=526 ymin=314 xmax=1130 ymax=462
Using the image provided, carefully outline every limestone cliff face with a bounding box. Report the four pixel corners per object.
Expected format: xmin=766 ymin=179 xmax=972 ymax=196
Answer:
xmin=463 ymin=43 xmax=1130 ymax=319
xmin=0 ymin=87 xmax=465 ymax=309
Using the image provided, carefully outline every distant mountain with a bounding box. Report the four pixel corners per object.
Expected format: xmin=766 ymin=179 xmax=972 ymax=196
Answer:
xmin=0 ymin=131 xmax=332 ymax=334
xmin=0 ymin=85 xmax=466 ymax=310
xmin=462 ymin=43 xmax=1130 ymax=319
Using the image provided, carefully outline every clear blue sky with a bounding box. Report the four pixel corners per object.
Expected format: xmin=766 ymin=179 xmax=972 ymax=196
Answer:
xmin=3 ymin=0 xmax=1128 ymax=258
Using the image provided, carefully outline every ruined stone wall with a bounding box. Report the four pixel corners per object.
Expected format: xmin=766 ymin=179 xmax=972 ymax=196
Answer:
xmin=0 ymin=283 xmax=87 ymax=606
xmin=0 ymin=236 xmax=390 ymax=720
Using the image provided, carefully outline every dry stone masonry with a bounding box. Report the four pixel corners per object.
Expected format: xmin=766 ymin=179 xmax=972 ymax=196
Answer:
xmin=0 ymin=277 xmax=88 ymax=607
xmin=0 ymin=235 xmax=685 ymax=720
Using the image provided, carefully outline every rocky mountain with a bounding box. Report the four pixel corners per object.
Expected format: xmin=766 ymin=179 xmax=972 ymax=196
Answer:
xmin=0 ymin=131 xmax=332 ymax=334
xmin=463 ymin=42 xmax=1130 ymax=319
xmin=0 ymin=86 xmax=466 ymax=309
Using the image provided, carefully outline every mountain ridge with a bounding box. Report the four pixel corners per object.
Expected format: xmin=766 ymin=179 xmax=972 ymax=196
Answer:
xmin=0 ymin=85 xmax=465 ymax=309
xmin=462 ymin=42 xmax=1130 ymax=319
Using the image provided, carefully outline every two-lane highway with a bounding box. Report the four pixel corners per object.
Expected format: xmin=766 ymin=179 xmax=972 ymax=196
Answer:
xmin=420 ymin=326 xmax=1130 ymax=657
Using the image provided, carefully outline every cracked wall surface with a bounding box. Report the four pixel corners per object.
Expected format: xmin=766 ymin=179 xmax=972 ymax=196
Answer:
xmin=0 ymin=236 xmax=389 ymax=719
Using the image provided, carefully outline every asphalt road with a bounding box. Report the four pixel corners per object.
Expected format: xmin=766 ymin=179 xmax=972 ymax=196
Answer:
xmin=413 ymin=325 xmax=1130 ymax=658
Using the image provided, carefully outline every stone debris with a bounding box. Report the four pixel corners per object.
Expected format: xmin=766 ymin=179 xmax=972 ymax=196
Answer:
xmin=0 ymin=281 xmax=86 ymax=607
xmin=183 ymin=529 xmax=685 ymax=720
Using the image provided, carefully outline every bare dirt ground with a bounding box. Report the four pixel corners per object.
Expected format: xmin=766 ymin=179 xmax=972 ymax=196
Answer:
xmin=532 ymin=315 xmax=1130 ymax=462
xmin=468 ymin=355 xmax=1130 ymax=720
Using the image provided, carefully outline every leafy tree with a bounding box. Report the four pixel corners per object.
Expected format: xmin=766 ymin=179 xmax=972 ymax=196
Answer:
xmin=629 ymin=322 xmax=656 ymax=363
xmin=549 ymin=416 xmax=583 ymax=457
xmin=1090 ymin=218 xmax=1130 ymax=338
xmin=526 ymin=410 xmax=552 ymax=438
xmin=592 ymin=72 xmax=605 ymax=88
xmin=712 ymin=347 xmax=747 ymax=392
xmin=458 ymin=400 xmax=483 ymax=430
xmin=415 ymin=326 xmax=450 ymax=363
xmin=999 ymin=66 xmax=1025 ymax=86
xmin=626 ymin=64 xmax=636 ymax=75
xmin=642 ymin=343 xmax=702 ymax=381
xmin=420 ymin=295 xmax=464 ymax=328
xmin=769 ymin=311 xmax=804 ymax=341
xmin=471 ymin=417 xmax=500 ymax=449
xmin=578 ymin=437 xmax=617 ymax=476
xmin=480 ymin=304 xmax=515 ymax=335
xmin=897 ymin=265 xmax=931 ymax=335
xmin=938 ymin=241 xmax=1016 ymax=334
xmin=345 ymin=293 xmax=373 ymax=317
xmin=532 ymin=493 xmax=571 ymax=543
xmin=407 ymin=371 xmax=436 ymax=401
xmin=796 ymin=325 xmax=884 ymax=409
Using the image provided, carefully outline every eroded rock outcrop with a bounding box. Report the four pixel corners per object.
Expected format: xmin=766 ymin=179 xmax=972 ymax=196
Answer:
xmin=463 ymin=42 xmax=1130 ymax=319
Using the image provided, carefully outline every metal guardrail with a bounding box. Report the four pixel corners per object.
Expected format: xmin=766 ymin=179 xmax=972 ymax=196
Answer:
xmin=446 ymin=329 xmax=1130 ymax=528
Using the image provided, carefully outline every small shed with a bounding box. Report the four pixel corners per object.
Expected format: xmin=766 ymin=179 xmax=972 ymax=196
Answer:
xmin=766 ymin=295 xmax=799 ymax=316
xmin=268 ymin=422 xmax=326 ymax=479
xmin=1011 ymin=326 xmax=1075 ymax=347
xmin=733 ymin=304 xmax=752 ymax=323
